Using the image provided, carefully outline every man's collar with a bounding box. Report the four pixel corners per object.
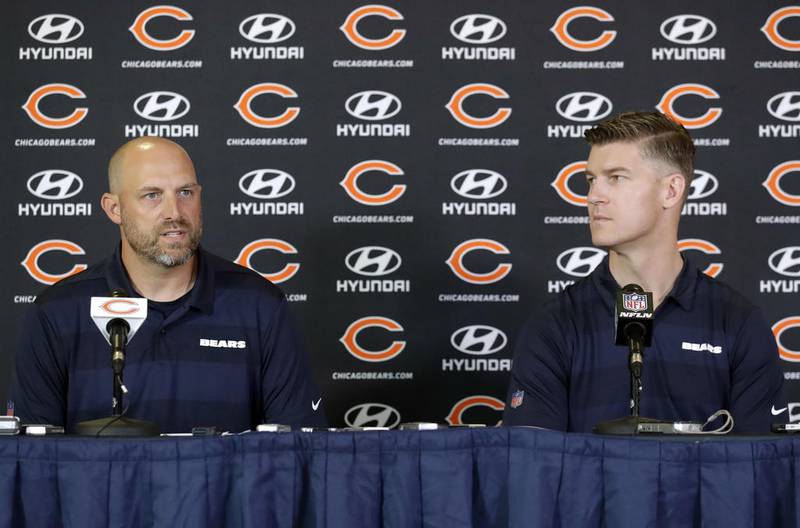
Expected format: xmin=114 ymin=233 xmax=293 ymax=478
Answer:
xmin=591 ymin=254 xmax=698 ymax=312
xmin=105 ymin=244 xmax=214 ymax=314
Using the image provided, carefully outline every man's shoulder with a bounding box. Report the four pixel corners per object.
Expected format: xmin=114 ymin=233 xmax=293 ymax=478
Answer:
xmin=691 ymin=268 xmax=758 ymax=318
xmin=522 ymin=275 xmax=600 ymax=332
xmin=203 ymin=250 xmax=285 ymax=302
xmin=545 ymin=274 xmax=600 ymax=313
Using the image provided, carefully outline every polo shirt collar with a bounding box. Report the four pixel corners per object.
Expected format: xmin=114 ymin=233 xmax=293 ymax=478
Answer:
xmin=105 ymin=244 xmax=215 ymax=314
xmin=591 ymin=254 xmax=698 ymax=312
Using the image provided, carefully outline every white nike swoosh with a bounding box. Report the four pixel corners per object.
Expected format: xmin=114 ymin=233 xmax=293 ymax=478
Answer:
xmin=312 ymin=398 xmax=322 ymax=411
xmin=772 ymin=405 xmax=788 ymax=416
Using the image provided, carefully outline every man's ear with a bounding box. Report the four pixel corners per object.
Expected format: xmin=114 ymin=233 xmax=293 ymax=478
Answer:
xmin=663 ymin=172 xmax=686 ymax=210
xmin=101 ymin=193 xmax=122 ymax=225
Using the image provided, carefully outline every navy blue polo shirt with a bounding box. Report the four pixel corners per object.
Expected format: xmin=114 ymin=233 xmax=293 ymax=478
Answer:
xmin=12 ymin=246 xmax=326 ymax=433
xmin=504 ymin=256 xmax=785 ymax=434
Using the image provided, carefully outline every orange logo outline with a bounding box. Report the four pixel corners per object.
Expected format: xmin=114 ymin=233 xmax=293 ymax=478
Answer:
xmin=678 ymin=238 xmax=723 ymax=277
xmin=763 ymin=161 xmax=800 ymax=206
xmin=656 ymin=83 xmax=722 ymax=129
xmin=445 ymin=395 xmax=504 ymax=425
xmin=340 ymin=316 xmax=406 ymax=362
xmin=22 ymin=83 xmax=88 ymax=129
xmin=234 ymin=239 xmax=299 ymax=283
xmin=445 ymin=83 xmax=511 ymax=129
xmin=100 ymin=299 xmax=141 ymax=316
xmin=774 ymin=316 xmax=800 ymax=362
xmin=340 ymin=160 xmax=406 ymax=206
xmin=21 ymin=239 xmax=87 ymax=285
xmin=340 ymin=5 xmax=405 ymax=50
xmin=234 ymin=83 xmax=300 ymax=129
xmin=445 ymin=239 xmax=512 ymax=285
xmin=761 ymin=7 xmax=800 ymax=52
xmin=551 ymin=161 xmax=588 ymax=207
xmin=129 ymin=5 xmax=195 ymax=51
xmin=550 ymin=6 xmax=616 ymax=52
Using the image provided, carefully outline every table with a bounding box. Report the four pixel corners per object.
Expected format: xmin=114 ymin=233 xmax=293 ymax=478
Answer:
xmin=0 ymin=427 xmax=797 ymax=527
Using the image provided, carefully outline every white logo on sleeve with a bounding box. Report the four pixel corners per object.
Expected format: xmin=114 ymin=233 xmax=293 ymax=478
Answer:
xmin=312 ymin=398 xmax=322 ymax=411
xmin=199 ymin=338 xmax=246 ymax=348
xmin=681 ymin=341 xmax=722 ymax=354
xmin=772 ymin=405 xmax=788 ymax=416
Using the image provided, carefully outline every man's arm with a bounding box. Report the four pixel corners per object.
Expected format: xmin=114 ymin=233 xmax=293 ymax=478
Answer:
xmin=503 ymin=310 xmax=571 ymax=430
xmin=260 ymin=298 xmax=327 ymax=428
xmin=11 ymin=304 xmax=67 ymax=426
xmin=728 ymin=308 xmax=785 ymax=433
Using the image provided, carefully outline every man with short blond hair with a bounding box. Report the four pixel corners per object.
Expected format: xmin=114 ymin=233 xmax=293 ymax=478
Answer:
xmin=12 ymin=137 xmax=326 ymax=433
xmin=504 ymin=111 xmax=784 ymax=433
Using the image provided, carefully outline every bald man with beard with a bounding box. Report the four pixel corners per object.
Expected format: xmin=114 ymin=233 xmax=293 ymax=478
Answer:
xmin=12 ymin=137 xmax=326 ymax=433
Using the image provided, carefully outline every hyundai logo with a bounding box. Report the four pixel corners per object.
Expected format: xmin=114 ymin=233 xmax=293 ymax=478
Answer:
xmin=238 ymin=169 xmax=296 ymax=199
xmin=28 ymin=14 xmax=84 ymax=44
xmin=239 ymin=14 xmax=296 ymax=44
xmin=345 ymin=246 xmax=401 ymax=276
xmin=345 ymin=403 xmax=401 ymax=428
xmin=345 ymin=90 xmax=401 ymax=121
xmin=450 ymin=14 xmax=507 ymax=44
xmin=687 ymin=170 xmax=719 ymax=200
xmin=769 ymin=247 xmax=800 ymax=277
xmin=27 ymin=170 xmax=83 ymax=200
xmin=451 ymin=169 xmax=507 ymax=199
xmin=660 ymin=14 xmax=716 ymax=45
xmin=767 ymin=92 xmax=800 ymax=122
xmin=557 ymin=247 xmax=606 ymax=277
xmin=133 ymin=91 xmax=190 ymax=122
xmin=451 ymin=325 xmax=507 ymax=355
xmin=556 ymin=92 xmax=612 ymax=122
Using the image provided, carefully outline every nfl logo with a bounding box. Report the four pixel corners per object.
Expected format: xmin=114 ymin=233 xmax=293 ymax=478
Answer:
xmin=623 ymin=293 xmax=648 ymax=312
xmin=510 ymin=390 xmax=524 ymax=408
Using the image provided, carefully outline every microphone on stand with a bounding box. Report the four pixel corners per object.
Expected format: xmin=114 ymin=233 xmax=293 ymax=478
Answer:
xmin=75 ymin=290 xmax=159 ymax=437
xmin=614 ymin=283 xmax=653 ymax=394
xmin=90 ymin=289 xmax=147 ymax=376
xmin=595 ymin=283 xmax=690 ymax=435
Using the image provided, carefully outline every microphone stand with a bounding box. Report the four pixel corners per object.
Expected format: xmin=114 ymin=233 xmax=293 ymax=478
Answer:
xmin=594 ymin=325 xmax=665 ymax=435
xmin=75 ymin=313 xmax=159 ymax=437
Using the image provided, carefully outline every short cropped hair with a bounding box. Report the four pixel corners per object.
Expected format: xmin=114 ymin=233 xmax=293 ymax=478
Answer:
xmin=585 ymin=111 xmax=695 ymax=186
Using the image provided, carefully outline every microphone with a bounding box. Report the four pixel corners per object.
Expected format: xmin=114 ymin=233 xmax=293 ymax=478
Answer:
xmin=614 ymin=284 xmax=654 ymax=378
xmin=77 ymin=290 xmax=159 ymax=436
xmin=90 ymin=289 xmax=148 ymax=374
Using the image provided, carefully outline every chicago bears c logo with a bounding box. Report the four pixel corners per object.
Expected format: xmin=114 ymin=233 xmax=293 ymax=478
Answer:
xmin=22 ymin=83 xmax=88 ymax=129
xmin=129 ymin=5 xmax=195 ymax=51
xmin=340 ymin=160 xmax=406 ymax=206
xmin=446 ymin=239 xmax=511 ymax=284
xmin=445 ymin=83 xmax=511 ymax=129
xmin=550 ymin=6 xmax=616 ymax=52
xmin=763 ymin=161 xmax=800 ymax=207
xmin=551 ymin=161 xmax=588 ymax=207
xmin=761 ymin=7 xmax=800 ymax=52
xmin=234 ymin=83 xmax=300 ymax=128
xmin=773 ymin=316 xmax=800 ymax=362
xmin=656 ymin=83 xmax=721 ymax=129
xmin=340 ymin=5 xmax=405 ymax=50
xmin=234 ymin=239 xmax=299 ymax=283
xmin=21 ymin=240 xmax=87 ymax=285
xmin=340 ymin=316 xmax=405 ymax=362
xmin=445 ymin=395 xmax=504 ymax=425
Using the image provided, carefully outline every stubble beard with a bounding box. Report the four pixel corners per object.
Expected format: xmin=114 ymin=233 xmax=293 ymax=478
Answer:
xmin=121 ymin=212 xmax=202 ymax=268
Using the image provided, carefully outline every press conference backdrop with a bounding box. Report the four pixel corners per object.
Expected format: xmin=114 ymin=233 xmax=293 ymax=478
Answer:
xmin=2 ymin=1 xmax=799 ymax=428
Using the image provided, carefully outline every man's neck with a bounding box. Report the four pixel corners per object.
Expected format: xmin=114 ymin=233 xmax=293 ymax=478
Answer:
xmin=120 ymin=243 xmax=197 ymax=302
xmin=608 ymin=243 xmax=683 ymax=308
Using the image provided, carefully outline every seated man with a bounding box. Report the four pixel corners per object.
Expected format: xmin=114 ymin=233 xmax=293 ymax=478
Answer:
xmin=504 ymin=111 xmax=784 ymax=433
xmin=12 ymin=137 xmax=326 ymax=433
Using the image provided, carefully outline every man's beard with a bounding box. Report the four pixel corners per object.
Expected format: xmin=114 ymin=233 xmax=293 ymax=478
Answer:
xmin=121 ymin=213 xmax=202 ymax=268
